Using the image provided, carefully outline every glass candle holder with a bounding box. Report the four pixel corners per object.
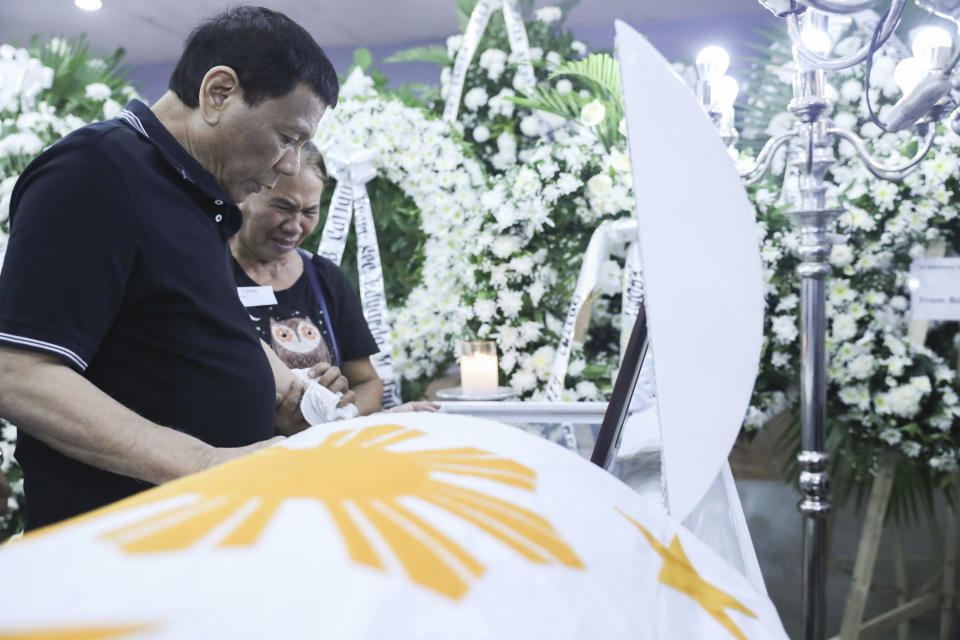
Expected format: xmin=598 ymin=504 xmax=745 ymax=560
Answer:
xmin=459 ymin=340 xmax=498 ymax=395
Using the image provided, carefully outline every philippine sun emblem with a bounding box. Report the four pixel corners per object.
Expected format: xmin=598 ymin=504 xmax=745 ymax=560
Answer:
xmin=96 ymin=424 xmax=584 ymax=599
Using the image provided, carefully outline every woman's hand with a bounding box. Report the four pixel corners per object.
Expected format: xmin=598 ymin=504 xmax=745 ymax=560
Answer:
xmin=307 ymin=362 xmax=355 ymax=407
xmin=385 ymin=401 xmax=441 ymax=413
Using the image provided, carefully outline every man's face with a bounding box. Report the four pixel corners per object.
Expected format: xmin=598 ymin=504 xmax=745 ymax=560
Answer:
xmin=236 ymin=168 xmax=324 ymax=262
xmin=212 ymin=83 xmax=327 ymax=204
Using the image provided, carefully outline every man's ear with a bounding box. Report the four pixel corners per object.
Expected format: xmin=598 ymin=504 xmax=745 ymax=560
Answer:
xmin=197 ymin=66 xmax=242 ymax=125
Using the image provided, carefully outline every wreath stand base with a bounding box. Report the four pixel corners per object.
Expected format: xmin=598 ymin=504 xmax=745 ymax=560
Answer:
xmin=833 ymin=456 xmax=958 ymax=640
xmin=837 ymin=245 xmax=958 ymax=639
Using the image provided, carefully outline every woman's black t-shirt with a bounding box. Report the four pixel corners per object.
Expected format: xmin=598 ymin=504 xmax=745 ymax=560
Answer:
xmin=231 ymin=253 xmax=379 ymax=369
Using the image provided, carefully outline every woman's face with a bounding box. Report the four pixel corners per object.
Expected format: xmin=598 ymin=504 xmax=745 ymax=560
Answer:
xmin=236 ymin=168 xmax=325 ymax=263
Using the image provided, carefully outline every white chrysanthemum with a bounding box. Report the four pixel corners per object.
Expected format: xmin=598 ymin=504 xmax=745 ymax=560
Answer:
xmin=832 ymin=314 xmax=858 ymax=341
xmin=510 ymin=369 xmax=538 ymax=392
xmin=555 ymin=78 xmax=573 ymax=95
xmin=901 ymin=441 xmax=922 ymax=458
xmin=776 ymin=294 xmax=799 ymax=312
xmin=519 ymin=115 xmax=540 ymax=137
xmin=879 ymin=428 xmax=902 ymax=446
xmin=473 ymin=299 xmax=498 ymax=323
xmin=463 ymin=87 xmax=489 ymax=112
xmin=830 ymin=244 xmax=853 ymax=266
xmin=771 ymin=351 xmax=790 ymax=368
xmin=535 ymin=6 xmax=563 ymax=23
xmin=875 ymin=383 xmax=926 ymax=418
xmin=890 ymin=295 xmax=908 ymax=311
xmin=497 ymin=290 xmax=524 ymax=318
xmin=527 ymin=280 xmax=546 ymax=306
xmin=846 ymin=354 xmax=875 ymax=379
xmin=490 ymin=235 xmax=521 ymax=259
xmin=0 ymin=131 xmax=43 ymax=156
xmin=828 ymin=279 xmax=856 ymax=304
xmin=744 ymin=406 xmax=767 ymax=429
xmin=84 ymin=82 xmax=111 ymax=101
xmin=871 ymin=181 xmax=898 ymax=210
xmin=103 ymin=98 xmax=123 ymax=120
xmin=531 ymin=344 xmax=556 ymax=377
xmin=472 ymin=125 xmax=490 ymax=143
xmin=910 ymin=375 xmax=932 ymax=393
xmin=929 ymin=455 xmax=958 ymax=473
xmin=772 ymin=315 xmax=799 ymax=344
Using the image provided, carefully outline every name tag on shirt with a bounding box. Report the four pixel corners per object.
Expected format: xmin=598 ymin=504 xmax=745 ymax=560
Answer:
xmin=237 ymin=285 xmax=278 ymax=307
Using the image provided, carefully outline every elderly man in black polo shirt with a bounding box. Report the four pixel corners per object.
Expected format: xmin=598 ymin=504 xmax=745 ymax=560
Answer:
xmin=0 ymin=7 xmax=340 ymax=530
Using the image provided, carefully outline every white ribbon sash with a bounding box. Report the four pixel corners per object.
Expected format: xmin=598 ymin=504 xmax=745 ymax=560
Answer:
xmin=318 ymin=143 xmax=403 ymax=409
xmin=443 ymin=0 xmax=539 ymax=123
xmin=545 ymin=219 xmax=642 ymax=402
xmin=620 ymin=242 xmax=644 ymax=358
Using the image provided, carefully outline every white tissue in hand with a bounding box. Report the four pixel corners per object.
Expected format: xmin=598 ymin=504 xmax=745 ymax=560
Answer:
xmin=292 ymin=368 xmax=358 ymax=424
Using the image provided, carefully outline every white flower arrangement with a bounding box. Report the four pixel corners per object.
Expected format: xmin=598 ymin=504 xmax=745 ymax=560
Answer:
xmin=312 ymin=75 xmax=489 ymax=388
xmin=742 ymin=34 xmax=960 ymax=490
xmin=0 ymin=37 xmax=139 ymax=541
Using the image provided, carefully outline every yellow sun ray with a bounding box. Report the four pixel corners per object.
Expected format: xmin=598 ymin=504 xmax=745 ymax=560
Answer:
xmin=337 ymin=423 xmax=410 ymax=448
xmin=618 ymin=508 xmax=756 ymax=640
xmin=425 ymin=485 xmax=583 ymax=568
xmin=113 ymin=498 xmax=244 ymax=553
xmin=217 ymin=498 xmax=282 ymax=547
xmin=86 ymin=424 xmax=584 ymax=599
xmin=358 ymin=498 xmax=485 ymax=599
xmin=0 ymin=623 xmax=155 ymax=640
xmin=323 ymin=499 xmax=383 ymax=569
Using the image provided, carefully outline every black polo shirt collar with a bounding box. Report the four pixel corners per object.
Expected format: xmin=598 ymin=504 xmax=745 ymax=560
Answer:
xmin=117 ymin=100 xmax=243 ymax=238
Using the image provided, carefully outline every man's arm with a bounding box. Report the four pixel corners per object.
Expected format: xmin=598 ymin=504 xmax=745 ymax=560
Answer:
xmin=0 ymin=346 xmax=281 ymax=485
xmin=259 ymin=340 xmax=310 ymax=435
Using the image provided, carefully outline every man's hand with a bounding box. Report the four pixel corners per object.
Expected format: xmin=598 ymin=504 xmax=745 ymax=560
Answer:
xmin=199 ymin=435 xmax=286 ymax=472
xmin=274 ymin=378 xmax=310 ymax=435
xmin=307 ymin=363 xmax=355 ymax=407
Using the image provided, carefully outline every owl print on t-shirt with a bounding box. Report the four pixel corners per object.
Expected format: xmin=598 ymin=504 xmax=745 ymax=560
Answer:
xmin=269 ymin=316 xmax=333 ymax=368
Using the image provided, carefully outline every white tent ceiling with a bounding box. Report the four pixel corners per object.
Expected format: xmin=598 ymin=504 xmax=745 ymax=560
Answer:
xmin=2 ymin=0 xmax=762 ymax=64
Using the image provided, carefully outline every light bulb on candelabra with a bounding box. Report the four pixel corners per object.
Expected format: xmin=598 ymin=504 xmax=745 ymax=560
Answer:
xmin=713 ymin=75 xmax=740 ymax=111
xmin=823 ymin=82 xmax=838 ymax=105
xmin=912 ymin=25 xmax=952 ymax=57
xmin=800 ymin=8 xmax=834 ymax=55
xmin=800 ymin=25 xmax=833 ymax=55
xmin=911 ymin=25 xmax=953 ymax=69
xmin=894 ymin=57 xmax=927 ymax=94
xmin=696 ymin=45 xmax=730 ymax=79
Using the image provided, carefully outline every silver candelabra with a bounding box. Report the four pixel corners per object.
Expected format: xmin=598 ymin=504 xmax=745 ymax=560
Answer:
xmin=697 ymin=1 xmax=960 ymax=638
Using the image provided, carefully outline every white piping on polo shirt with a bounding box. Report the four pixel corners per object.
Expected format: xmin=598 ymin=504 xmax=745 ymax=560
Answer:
xmin=117 ymin=109 xmax=148 ymax=138
xmin=0 ymin=331 xmax=88 ymax=371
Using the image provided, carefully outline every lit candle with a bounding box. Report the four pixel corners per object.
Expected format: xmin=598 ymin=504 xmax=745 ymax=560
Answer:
xmin=460 ymin=341 xmax=498 ymax=395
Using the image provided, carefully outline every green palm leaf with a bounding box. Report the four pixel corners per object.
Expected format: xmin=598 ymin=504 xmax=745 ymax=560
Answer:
xmin=510 ymin=86 xmax=589 ymax=121
xmin=385 ymin=45 xmax=449 ymax=67
xmin=549 ymin=53 xmax=621 ymax=103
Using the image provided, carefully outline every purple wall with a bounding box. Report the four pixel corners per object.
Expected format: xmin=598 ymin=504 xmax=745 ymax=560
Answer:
xmin=125 ymin=11 xmax=780 ymax=104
